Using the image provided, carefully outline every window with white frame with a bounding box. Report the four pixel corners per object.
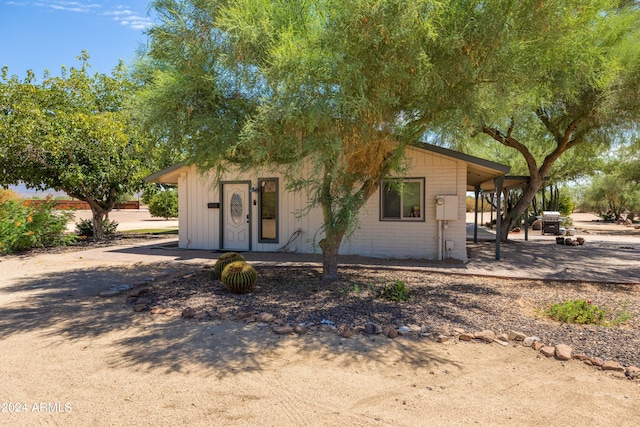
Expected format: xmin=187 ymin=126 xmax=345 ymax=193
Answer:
xmin=380 ymin=178 xmax=424 ymax=221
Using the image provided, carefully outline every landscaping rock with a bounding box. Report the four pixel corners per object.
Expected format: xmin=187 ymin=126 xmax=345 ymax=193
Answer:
xmin=533 ymin=342 xmax=544 ymax=351
xmin=272 ymin=326 xmax=293 ymax=335
xmin=458 ymin=333 xmax=474 ymax=341
xmin=386 ymin=328 xmax=399 ymax=339
xmin=182 ymin=307 xmax=196 ymax=319
xmin=507 ymin=330 xmax=527 ymax=341
xmin=496 ymin=333 xmax=509 ymax=342
xmin=590 ymin=357 xmax=604 ymax=367
xmin=625 ymin=366 xmax=640 ymax=379
xmin=364 ymin=322 xmax=382 ymax=335
xmin=436 ymin=334 xmax=449 ymax=343
xmin=256 ymin=312 xmax=275 ymax=323
xmin=602 ymin=360 xmax=625 ymax=372
xmin=555 ymin=344 xmax=572 ymax=361
xmin=293 ymin=324 xmax=308 ymax=335
xmin=540 ymin=346 xmax=555 ymax=358
xmin=474 ymin=330 xmax=496 ymax=343
xmin=522 ymin=336 xmax=541 ymax=347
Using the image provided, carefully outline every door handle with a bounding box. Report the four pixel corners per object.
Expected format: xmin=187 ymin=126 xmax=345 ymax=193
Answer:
xmin=246 ymin=214 xmax=249 ymax=223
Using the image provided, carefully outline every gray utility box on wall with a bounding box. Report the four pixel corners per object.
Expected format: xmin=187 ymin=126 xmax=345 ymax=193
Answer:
xmin=435 ymin=195 xmax=458 ymax=221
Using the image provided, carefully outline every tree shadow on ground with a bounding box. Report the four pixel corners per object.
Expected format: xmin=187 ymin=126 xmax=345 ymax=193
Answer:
xmin=0 ymin=263 xmax=457 ymax=379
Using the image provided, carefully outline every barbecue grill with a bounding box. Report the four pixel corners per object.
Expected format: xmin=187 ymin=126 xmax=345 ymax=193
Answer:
xmin=541 ymin=211 xmax=561 ymax=235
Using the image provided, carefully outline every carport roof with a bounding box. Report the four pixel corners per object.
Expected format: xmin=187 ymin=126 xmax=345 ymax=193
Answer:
xmin=414 ymin=144 xmax=511 ymax=191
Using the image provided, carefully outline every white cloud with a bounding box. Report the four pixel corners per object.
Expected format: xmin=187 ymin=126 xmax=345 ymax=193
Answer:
xmin=6 ymin=1 xmax=153 ymax=30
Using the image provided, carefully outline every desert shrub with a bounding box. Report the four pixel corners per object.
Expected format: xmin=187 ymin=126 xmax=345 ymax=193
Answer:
xmin=75 ymin=218 xmax=119 ymax=238
xmin=0 ymin=189 xmax=20 ymax=204
xmin=377 ymin=280 xmax=411 ymax=302
xmin=0 ymin=199 xmax=75 ymax=253
xmin=545 ymin=299 xmax=605 ymax=325
xmin=148 ymin=189 xmax=178 ymax=220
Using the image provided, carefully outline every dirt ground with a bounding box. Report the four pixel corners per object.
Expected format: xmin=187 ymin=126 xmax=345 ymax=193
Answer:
xmin=1 ymin=214 xmax=639 ymax=426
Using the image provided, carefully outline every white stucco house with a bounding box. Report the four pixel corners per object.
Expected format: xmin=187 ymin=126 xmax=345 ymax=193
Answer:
xmin=146 ymin=143 xmax=510 ymax=262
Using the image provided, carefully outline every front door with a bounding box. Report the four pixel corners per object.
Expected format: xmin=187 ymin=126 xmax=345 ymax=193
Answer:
xmin=222 ymin=182 xmax=251 ymax=251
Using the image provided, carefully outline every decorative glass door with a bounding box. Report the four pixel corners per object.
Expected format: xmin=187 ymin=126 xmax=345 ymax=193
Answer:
xmin=222 ymin=182 xmax=250 ymax=250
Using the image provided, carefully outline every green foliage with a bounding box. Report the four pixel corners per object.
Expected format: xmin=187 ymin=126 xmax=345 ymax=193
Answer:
xmin=213 ymin=252 xmax=246 ymax=279
xmin=148 ymin=189 xmax=178 ymax=220
xmin=0 ymin=53 xmax=152 ymax=239
xmin=0 ymin=199 xmax=75 ymax=254
xmin=377 ymin=280 xmax=411 ymax=302
xmin=141 ymin=184 xmax=160 ymax=205
xmin=221 ymin=261 xmax=257 ymax=294
xmin=546 ymin=299 xmax=605 ymax=325
xmin=74 ymin=218 xmax=119 ymax=238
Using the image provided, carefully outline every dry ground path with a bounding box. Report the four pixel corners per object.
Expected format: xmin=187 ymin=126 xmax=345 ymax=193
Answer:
xmin=0 ymin=212 xmax=638 ymax=426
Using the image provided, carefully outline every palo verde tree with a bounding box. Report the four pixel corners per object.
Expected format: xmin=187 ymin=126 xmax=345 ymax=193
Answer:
xmin=445 ymin=0 xmax=640 ymax=240
xmin=0 ymin=53 xmax=149 ymax=239
xmin=141 ymin=0 xmax=456 ymax=280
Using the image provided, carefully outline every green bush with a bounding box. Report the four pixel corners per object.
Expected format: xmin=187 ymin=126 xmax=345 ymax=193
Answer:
xmin=377 ymin=280 xmax=411 ymax=302
xmin=0 ymin=199 xmax=75 ymax=254
xmin=545 ymin=299 xmax=605 ymax=325
xmin=148 ymin=189 xmax=178 ymax=220
xmin=74 ymin=218 xmax=119 ymax=238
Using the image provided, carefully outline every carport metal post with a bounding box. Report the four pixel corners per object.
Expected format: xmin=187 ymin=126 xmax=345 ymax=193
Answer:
xmin=473 ymin=185 xmax=481 ymax=243
xmin=495 ymin=176 xmax=504 ymax=260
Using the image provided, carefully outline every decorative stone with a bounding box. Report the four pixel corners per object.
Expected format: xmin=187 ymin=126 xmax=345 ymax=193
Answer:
xmin=387 ymin=328 xmax=399 ymax=339
xmin=540 ymin=346 xmax=555 ymax=357
xmin=590 ymin=357 xmax=604 ymax=367
xmin=497 ymin=333 xmax=509 ymax=342
xmin=256 ymin=313 xmax=276 ymax=323
xmin=452 ymin=327 xmax=465 ymax=335
xmin=494 ymin=339 xmax=509 ymax=347
xmin=474 ymin=330 xmax=496 ymax=343
xmin=397 ymin=326 xmax=413 ymax=336
xmin=319 ymin=324 xmax=335 ymax=332
xmin=555 ymin=344 xmax=572 ymax=361
xmin=234 ymin=312 xmax=255 ymax=320
xmin=458 ymin=333 xmax=474 ymax=341
xmin=339 ymin=328 xmax=355 ymax=339
xmin=508 ymin=330 xmax=527 ymax=341
xmin=533 ymin=342 xmax=544 ymax=351
xmin=522 ymin=336 xmax=541 ymax=347
xmin=182 ymin=307 xmax=196 ymax=319
xmin=436 ymin=334 xmax=449 ymax=343
xmin=272 ymin=326 xmax=293 ymax=335
xmin=602 ymin=360 xmax=625 ymax=372
xmin=273 ymin=318 xmax=287 ymax=326
xmin=625 ymin=366 xmax=640 ymax=379
xmin=292 ymin=324 xmax=308 ymax=335
xmin=128 ymin=287 xmax=151 ymax=298
xmin=572 ymin=354 xmax=591 ymax=361
xmin=364 ymin=322 xmax=382 ymax=335
xmin=134 ymin=303 xmax=148 ymax=312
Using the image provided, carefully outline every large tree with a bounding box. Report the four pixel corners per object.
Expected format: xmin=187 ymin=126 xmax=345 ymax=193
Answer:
xmin=446 ymin=0 xmax=640 ymax=240
xmin=0 ymin=53 xmax=149 ymax=239
xmin=141 ymin=0 xmax=456 ymax=280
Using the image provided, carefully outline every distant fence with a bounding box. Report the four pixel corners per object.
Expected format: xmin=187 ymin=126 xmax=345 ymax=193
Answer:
xmin=24 ymin=200 xmax=140 ymax=210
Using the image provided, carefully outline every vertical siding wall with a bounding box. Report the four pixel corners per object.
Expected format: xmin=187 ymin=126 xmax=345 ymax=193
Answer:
xmin=178 ymin=165 xmax=323 ymax=253
xmin=178 ymin=147 xmax=468 ymax=261
xmin=342 ymin=146 xmax=468 ymax=261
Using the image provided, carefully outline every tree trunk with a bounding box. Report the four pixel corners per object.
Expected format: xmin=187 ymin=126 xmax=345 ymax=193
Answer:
xmin=499 ymin=176 xmax=543 ymax=241
xmin=86 ymin=200 xmax=109 ymax=240
xmin=319 ymin=237 xmax=340 ymax=282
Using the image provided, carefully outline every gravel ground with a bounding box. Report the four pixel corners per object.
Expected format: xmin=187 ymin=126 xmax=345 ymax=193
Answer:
xmin=146 ymin=264 xmax=640 ymax=369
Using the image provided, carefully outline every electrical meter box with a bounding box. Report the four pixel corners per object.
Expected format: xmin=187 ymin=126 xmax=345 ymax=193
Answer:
xmin=435 ymin=195 xmax=458 ymax=220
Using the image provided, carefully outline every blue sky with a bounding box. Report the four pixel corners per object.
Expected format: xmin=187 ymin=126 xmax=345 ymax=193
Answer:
xmin=1 ymin=0 xmax=155 ymax=79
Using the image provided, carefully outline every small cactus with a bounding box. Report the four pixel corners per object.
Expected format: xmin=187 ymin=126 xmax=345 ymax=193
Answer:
xmin=212 ymin=252 xmax=245 ymax=279
xmin=221 ymin=261 xmax=257 ymax=294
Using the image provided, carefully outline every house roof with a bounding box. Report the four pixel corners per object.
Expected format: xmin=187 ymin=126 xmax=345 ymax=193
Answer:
xmin=414 ymin=143 xmax=511 ymax=191
xmin=145 ymin=161 xmax=187 ymax=185
xmin=145 ymin=143 xmax=511 ymax=190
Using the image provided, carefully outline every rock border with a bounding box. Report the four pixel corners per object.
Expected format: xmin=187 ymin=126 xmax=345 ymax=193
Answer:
xmin=105 ymin=269 xmax=640 ymax=382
